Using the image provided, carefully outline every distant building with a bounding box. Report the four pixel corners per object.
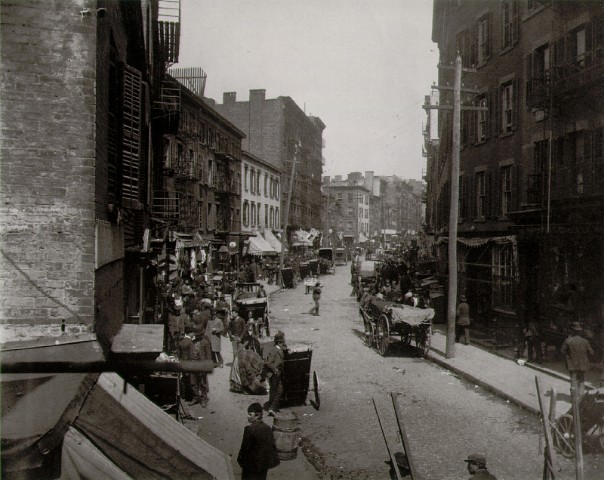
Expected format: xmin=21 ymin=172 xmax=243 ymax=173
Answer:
xmin=210 ymin=90 xmax=325 ymax=237
xmin=241 ymin=151 xmax=281 ymax=233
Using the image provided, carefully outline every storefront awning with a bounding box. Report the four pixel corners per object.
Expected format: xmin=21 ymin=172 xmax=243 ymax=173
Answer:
xmin=434 ymin=235 xmax=516 ymax=248
xmin=261 ymin=229 xmax=286 ymax=253
xmin=358 ymin=232 xmax=369 ymax=243
xmin=247 ymin=234 xmax=276 ymax=255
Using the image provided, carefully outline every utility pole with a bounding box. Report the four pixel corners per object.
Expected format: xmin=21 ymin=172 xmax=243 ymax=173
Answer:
xmin=279 ymin=142 xmax=300 ymax=285
xmin=423 ymin=53 xmax=486 ymax=358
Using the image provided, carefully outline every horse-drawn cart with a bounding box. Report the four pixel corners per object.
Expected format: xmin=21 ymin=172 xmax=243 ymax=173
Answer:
xmin=361 ymin=298 xmax=434 ymax=358
xmin=234 ymin=282 xmax=270 ymax=338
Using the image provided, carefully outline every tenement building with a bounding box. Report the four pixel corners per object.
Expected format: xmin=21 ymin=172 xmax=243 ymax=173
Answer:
xmin=429 ymin=0 xmax=604 ymax=347
xmin=209 ymin=90 xmax=325 ymax=241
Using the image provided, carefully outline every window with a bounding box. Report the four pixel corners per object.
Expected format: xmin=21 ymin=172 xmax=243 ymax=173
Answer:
xmin=251 ymin=202 xmax=256 ymax=226
xmin=244 ymin=165 xmax=248 ymax=191
xmin=275 ymin=180 xmax=280 ymax=200
xmin=265 ymin=204 xmax=269 ymax=227
xmin=336 ymin=193 xmax=342 ymax=200
xmin=347 ymin=207 xmax=354 ymax=216
xmin=500 ymin=165 xmax=512 ymax=215
xmin=348 ymin=193 xmax=353 ymax=202
xmin=264 ymin=173 xmax=268 ymax=197
xmin=500 ymin=81 xmax=514 ymax=133
xmin=243 ymin=200 xmax=249 ymax=226
xmin=570 ymin=26 xmax=587 ymax=68
xmin=270 ymin=206 xmax=274 ymax=228
xmin=275 ymin=207 xmax=280 ymax=228
xmin=208 ymin=160 xmax=215 ymax=186
xmin=476 ymin=171 xmax=486 ymax=219
xmin=250 ymin=170 xmax=255 ymax=194
xmin=477 ymin=96 xmax=488 ymax=141
xmin=256 ymin=172 xmax=261 ymax=196
xmin=492 ymin=243 xmax=514 ymax=310
xmin=477 ymin=15 xmax=490 ymax=64
xmin=501 ymin=0 xmax=518 ymax=49
xmin=347 ymin=221 xmax=353 ymax=231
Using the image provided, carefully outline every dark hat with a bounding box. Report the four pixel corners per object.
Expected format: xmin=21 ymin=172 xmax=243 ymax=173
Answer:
xmin=247 ymin=402 xmax=263 ymax=414
xmin=274 ymin=330 xmax=285 ymax=343
xmin=464 ymin=453 xmax=486 ymax=466
xmin=570 ymin=321 xmax=583 ymax=331
xmin=315 ymin=282 xmax=321 ymax=287
xmin=460 ymin=295 xmax=467 ymax=302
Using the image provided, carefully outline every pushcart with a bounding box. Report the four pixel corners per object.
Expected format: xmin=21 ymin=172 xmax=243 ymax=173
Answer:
xmin=361 ymin=298 xmax=434 ymax=358
xmin=551 ymin=388 xmax=604 ymax=458
xmin=281 ymin=344 xmax=320 ymax=410
xmin=234 ymin=282 xmax=270 ymax=338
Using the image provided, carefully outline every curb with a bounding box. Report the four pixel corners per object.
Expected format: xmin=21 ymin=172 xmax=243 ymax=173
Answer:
xmin=426 ymin=348 xmax=540 ymax=416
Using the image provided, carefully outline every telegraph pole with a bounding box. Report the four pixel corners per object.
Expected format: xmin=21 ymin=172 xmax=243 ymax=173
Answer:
xmin=279 ymin=142 xmax=300 ymax=284
xmin=424 ymin=53 xmax=486 ymax=358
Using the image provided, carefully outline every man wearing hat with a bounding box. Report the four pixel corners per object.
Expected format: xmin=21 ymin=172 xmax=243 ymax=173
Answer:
xmin=237 ymin=402 xmax=280 ymax=480
xmin=263 ymin=331 xmax=286 ymax=416
xmin=561 ymin=321 xmax=594 ymax=396
xmin=464 ymin=453 xmax=497 ymax=479
xmin=456 ymin=295 xmax=471 ymax=345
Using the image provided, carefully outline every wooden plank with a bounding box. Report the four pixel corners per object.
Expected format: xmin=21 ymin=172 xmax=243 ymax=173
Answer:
xmin=535 ymin=377 xmax=556 ymax=480
xmin=373 ymin=398 xmax=402 ymax=480
xmin=391 ymin=392 xmax=419 ymax=480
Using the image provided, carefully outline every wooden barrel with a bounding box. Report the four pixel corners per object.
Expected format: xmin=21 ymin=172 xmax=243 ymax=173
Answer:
xmin=272 ymin=411 xmax=300 ymax=460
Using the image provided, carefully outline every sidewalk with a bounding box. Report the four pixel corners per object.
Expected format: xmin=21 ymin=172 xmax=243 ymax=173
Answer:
xmin=428 ymin=329 xmax=587 ymax=417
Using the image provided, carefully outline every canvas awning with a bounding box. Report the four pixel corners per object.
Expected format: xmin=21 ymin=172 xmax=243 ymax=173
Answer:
xmin=261 ymin=229 xmax=286 ymax=253
xmin=291 ymin=229 xmax=313 ymax=247
xmin=246 ymin=234 xmax=276 ymax=256
xmin=1 ymin=339 xmax=234 ymax=480
xmin=358 ymin=232 xmax=369 ymax=243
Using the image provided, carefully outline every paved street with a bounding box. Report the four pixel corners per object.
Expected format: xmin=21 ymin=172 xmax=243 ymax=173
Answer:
xmin=186 ymin=264 xmax=604 ymax=479
xmin=267 ymin=265 xmax=544 ymax=479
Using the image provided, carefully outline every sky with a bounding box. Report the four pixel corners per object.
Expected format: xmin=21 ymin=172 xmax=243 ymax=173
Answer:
xmin=176 ymin=0 xmax=439 ymax=180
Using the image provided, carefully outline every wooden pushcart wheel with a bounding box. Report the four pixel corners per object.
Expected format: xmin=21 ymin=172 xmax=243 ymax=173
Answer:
xmin=377 ymin=314 xmax=390 ymax=356
xmin=552 ymin=413 xmax=575 ymax=458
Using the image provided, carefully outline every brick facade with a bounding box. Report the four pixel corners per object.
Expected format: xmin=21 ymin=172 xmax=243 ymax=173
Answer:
xmin=0 ymin=0 xmax=97 ymax=331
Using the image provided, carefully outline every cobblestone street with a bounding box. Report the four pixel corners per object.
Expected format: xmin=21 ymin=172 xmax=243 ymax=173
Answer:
xmin=261 ymin=265 xmax=603 ymax=480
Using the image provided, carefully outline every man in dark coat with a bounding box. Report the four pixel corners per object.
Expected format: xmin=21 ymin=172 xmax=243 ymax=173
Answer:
xmin=561 ymin=321 xmax=594 ymax=396
xmin=237 ymin=402 xmax=280 ymax=480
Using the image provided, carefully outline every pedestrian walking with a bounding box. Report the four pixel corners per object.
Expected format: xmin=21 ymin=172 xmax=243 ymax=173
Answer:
xmin=522 ymin=319 xmax=542 ymax=362
xmin=206 ymin=312 xmax=224 ymax=368
xmin=456 ymin=295 xmax=471 ymax=345
xmin=561 ymin=321 xmax=594 ymax=396
xmin=310 ymin=282 xmax=322 ymax=316
xmin=237 ymin=402 xmax=280 ymax=480
xmin=228 ymin=308 xmax=247 ymax=361
xmin=263 ymin=331 xmax=286 ymax=416
xmin=464 ymin=453 xmax=497 ymax=479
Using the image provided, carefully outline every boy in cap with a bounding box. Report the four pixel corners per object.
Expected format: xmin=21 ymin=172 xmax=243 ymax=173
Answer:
xmin=456 ymin=295 xmax=471 ymax=345
xmin=263 ymin=331 xmax=286 ymax=416
xmin=464 ymin=453 xmax=497 ymax=479
xmin=237 ymin=402 xmax=280 ymax=480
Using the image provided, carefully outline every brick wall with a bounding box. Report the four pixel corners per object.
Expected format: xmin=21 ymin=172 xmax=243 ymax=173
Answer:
xmin=0 ymin=0 xmax=97 ymax=332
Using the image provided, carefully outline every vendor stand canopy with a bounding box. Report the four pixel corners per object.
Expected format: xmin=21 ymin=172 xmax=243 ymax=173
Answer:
xmin=1 ymin=337 xmax=234 ymax=480
xmin=261 ymin=228 xmax=286 ymax=253
xmin=246 ymin=233 xmax=276 ymax=256
xmin=358 ymin=232 xmax=369 ymax=243
xmin=291 ymin=229 xmax=313 ymax=247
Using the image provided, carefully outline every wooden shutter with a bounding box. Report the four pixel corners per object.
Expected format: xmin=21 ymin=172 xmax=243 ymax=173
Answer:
xmin=511 ymin=1 xmax=519 ymax=45
xmin=492 ymin=89 xmax=500 ymax=137
xmin=513 ymin=77 xmax=520 ymax=130
xmin=487 ymin=170 xmax=497 ymax=219
xmin=122 ymin=65 xmax=142 ymax=205
xmin=525 ymin=54 xmax=533 ymax=107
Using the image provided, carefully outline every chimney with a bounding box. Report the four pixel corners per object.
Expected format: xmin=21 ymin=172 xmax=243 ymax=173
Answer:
xmin=250 ymin=89 xmax=266 ymax=103
xmin=223 ymin=92 xmax=236 ymax=104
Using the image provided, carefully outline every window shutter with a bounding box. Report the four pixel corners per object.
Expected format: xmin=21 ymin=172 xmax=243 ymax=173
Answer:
xmin=487 ymin=170 xmax=496 ymax=219
xmin=486 ymin=13 xmax=492 ymax=58
xmin=525 ymin=54 xmax=533 ymax=107
xmin=513 ymin=77 xmax=520 ymax=130
xmin=512 ymin=1 xmax=519 ymax=44
xmin=122 ymin=65 xmax=142 ymax=205
xmin=470 ymin=24 xmax=478 ymax=66
xmin=511 ymin=164 xmax=520 ymax=211
xmin=468 ymin=108 xmax=476 ymax=145
xmin=586 ymin=22 xmax=593 ymax=68
xmin=492 ymin=89 xmax=500 ymax=136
